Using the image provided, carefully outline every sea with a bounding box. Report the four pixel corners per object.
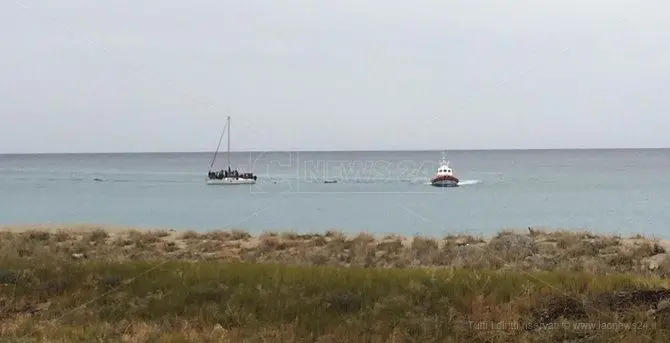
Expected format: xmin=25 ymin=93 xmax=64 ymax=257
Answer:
xmin=1 ymin=149 xmax=669 ymax=238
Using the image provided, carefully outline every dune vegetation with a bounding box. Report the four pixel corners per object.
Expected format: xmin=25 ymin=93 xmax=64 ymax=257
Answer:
xmin=2 ymin=225 xmax=670 ymax=342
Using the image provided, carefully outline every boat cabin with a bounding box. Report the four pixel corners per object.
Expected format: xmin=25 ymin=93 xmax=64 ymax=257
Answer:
xmin=436 ymin=158 xmax=453 ymax=175
xmin=437 ymin=165 xmax=452 ymax=175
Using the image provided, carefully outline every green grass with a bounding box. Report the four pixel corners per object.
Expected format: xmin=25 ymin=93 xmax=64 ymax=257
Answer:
xmin=2 ymin=258 xmax=670 ymax=342
xmin=2 ymin=226 xmax=670 ymax=342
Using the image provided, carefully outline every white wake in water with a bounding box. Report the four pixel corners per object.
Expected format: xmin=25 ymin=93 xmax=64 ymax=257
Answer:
xmin=458 ymin=180 xmax=482 ymax=186
xmin=422 ymin=179 xmax=482 ymax=186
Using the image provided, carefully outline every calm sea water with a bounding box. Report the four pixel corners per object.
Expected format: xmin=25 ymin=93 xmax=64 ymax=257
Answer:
xmin=1 ymin=150 xmax=669 ymax=237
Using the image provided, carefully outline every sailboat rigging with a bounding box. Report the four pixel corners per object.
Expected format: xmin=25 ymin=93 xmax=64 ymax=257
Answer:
xmin=209 ymin=122 xmax=227 ymax=170
xmin=206 ymin=116 xmax=257 ymax=185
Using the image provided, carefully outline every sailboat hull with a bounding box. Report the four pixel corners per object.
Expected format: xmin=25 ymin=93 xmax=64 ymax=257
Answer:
xmin=206 ymin=178 xmax=256 ymax=185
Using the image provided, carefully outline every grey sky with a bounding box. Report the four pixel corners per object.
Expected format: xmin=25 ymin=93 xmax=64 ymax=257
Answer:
xmin=1 ymin=0 xmax=668 ymax=153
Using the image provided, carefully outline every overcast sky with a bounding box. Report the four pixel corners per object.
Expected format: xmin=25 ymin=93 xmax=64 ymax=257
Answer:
xmin=1 ymin=0 xmax=668 ymax=153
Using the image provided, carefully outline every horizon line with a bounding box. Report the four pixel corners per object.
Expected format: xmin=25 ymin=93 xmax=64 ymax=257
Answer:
xmin=1 ymin=147 xmax=668 ymax=155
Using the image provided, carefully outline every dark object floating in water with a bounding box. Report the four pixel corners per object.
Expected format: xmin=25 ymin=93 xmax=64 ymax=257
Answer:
xmin=324 ymin=180 xmax=338 ymax=184
xmin=93 ymin=178 xmax=104 ymax=182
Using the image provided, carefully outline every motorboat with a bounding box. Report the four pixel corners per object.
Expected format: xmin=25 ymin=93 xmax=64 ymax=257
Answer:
xmin=430 ymin=154 xmax=459 ymax=187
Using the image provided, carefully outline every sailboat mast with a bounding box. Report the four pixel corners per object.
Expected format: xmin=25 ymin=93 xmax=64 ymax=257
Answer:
xmin=209 ymin=121 xmax=227 ymax=170
xmin=227 ymin=116 xmax=231 ymax=169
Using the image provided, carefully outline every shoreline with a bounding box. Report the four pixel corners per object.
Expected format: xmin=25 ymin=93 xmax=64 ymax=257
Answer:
xmin=2 ymin=223 xmax=666 ymax=241
xmin=2 ymin=224 xmax=670 ymax=274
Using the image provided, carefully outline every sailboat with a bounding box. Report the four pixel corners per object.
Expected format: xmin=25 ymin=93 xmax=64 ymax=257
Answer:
xmin=206 ymin=116 xmax=257 ymax=185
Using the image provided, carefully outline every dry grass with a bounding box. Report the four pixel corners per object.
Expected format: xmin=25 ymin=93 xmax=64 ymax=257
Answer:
xmin=1 ymin=225 xmax=670 ymax=342
xmin=2 ymin=226 xmax=668 ymax=276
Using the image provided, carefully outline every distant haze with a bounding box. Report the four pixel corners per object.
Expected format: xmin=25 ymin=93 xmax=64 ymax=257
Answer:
xmin=1 ymin=0 xmax=668 ymax=153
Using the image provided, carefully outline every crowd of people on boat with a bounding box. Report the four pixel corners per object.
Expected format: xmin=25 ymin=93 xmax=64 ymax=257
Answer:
xmin=208 ymin=166 xmax=257 ymax=180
